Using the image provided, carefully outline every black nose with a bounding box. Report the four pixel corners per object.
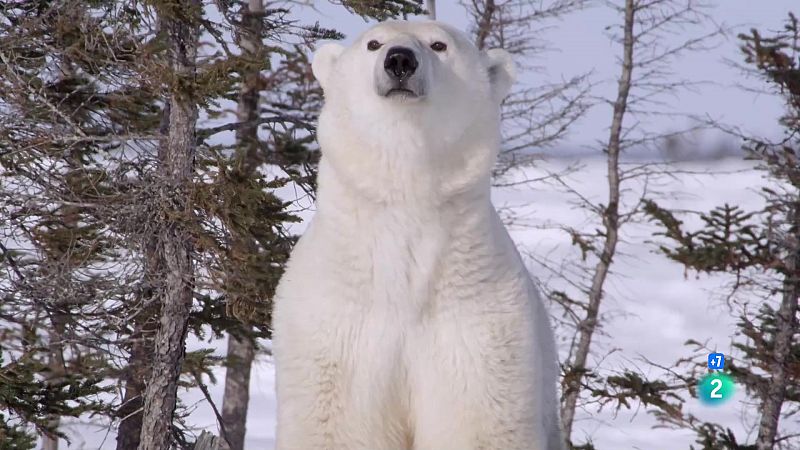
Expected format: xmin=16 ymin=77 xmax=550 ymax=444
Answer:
xmin=384 ymin=47 xmax=418 ymax=81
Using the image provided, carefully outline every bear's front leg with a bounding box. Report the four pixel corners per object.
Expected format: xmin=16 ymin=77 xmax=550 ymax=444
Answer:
xmin=409 ymin=309 xmax=560 ymax=450
xmin=274 ymin=350 xmax=348 ymax=450
xmin=273 ymin=317 xmax=413 ymax=450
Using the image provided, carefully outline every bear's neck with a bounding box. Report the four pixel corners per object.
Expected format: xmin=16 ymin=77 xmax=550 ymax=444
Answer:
xmin=315 ymin=105 xmax=500 ymax=208
xmin=313 ymin=157 xmax=497 ymax=267
xmin=315 ymin=155 xmax=492 ymax=215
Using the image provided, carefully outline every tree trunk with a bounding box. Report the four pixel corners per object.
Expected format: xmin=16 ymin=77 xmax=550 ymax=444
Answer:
xmin=115 ymin=322 xmax=150 ymax=450
xmin=220 ymin=335 xmax=255 ymax=450
xmin=426 ymin=0 xmax=436 ymax=20
xmin=42 ymin=313 xmax=66 ymax=450
xmin=219 ymin=2 xmax=264 ymax=448
xmin=559 ymin=0 xmax=633 ymax=445
xmin=138 ymin=2 xmax=200 ymax=449
xmin=755 ymin=203 xmax=800 ymax=449
xmin=41 ymin=56 xmax=83 ymax=450
xmin=196 ymin=431 xmax=221 ymax=450
xmin=233 ymin=0 xmax=263 ymax=175
xmin=116 ymin=100 xmax=171 ymax=450
xmin=115 ymin=285 xmax=159 ymax=450
xmin=473 ymin=0 xmax=496 ymax=50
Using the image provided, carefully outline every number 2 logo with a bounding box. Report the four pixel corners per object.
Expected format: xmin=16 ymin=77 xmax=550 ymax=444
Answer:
xmin=699 ymin=373 xmax=734 ymax=405
xmin=710 ymin=378 xmax=723 ymax=398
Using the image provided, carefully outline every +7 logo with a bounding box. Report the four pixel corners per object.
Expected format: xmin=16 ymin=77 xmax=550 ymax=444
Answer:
xmin=708 ymin=353 xmax=725 ymax=370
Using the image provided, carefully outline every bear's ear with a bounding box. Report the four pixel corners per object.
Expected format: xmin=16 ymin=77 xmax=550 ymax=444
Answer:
xmin=312 ymin=43 xmax=345 ymax=92
xmin=485 ymin=48 xmax=516 ymax=102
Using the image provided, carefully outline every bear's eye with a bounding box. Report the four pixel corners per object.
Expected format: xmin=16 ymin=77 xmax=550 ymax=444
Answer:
xmin=367 ymin=40 xmax=382 ymax=51
xmin=430 ymin=41 xmax=447 ymax=52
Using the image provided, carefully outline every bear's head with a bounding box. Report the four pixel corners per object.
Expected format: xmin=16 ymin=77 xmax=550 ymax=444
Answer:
xmin=312 ymin=21 xmax=515 ymax=203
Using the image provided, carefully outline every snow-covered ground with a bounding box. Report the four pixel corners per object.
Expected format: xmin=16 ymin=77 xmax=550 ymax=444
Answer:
xmin=62 ymin=157 xmax=794 ymax=449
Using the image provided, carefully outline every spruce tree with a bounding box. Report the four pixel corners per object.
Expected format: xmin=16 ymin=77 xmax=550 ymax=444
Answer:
xmin=640 ymin=12 xmax=800 ymax=449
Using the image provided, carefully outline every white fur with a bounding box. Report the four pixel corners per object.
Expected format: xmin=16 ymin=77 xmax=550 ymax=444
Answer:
xmin=273 ymin=20 xmax=563 ymax=450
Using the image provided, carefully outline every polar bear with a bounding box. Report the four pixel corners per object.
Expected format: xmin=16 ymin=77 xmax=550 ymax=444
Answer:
xmin=272 ymin=21 xmax=563 ymax=450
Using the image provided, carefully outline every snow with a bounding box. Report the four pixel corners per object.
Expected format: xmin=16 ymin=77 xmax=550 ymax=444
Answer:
xmin=60 ymin=157 xmax=798 ymax=449
xmin=493 ymin=157 xmax=767 ymax=448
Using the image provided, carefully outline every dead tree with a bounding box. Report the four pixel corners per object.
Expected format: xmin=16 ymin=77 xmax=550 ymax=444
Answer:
xmin=461 ymin=0 xmax=590 ymax=179
xmin=536 ymin=0 xmax=722 ymax=445
xmin=138 ymin=2 xmax=201 ymax=449
xmin=558 ymin=1 xmax=632 ymax=440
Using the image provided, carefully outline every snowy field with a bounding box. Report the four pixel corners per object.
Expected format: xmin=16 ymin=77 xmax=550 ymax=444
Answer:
xmin=61 ymin=156 xmax=791 ymax=449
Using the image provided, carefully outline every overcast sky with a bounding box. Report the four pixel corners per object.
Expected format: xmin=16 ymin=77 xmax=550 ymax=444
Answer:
xmin=302 ymin=0 xmax=798 ymax=151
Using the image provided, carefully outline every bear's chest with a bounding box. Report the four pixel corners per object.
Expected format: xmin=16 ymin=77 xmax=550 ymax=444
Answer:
xmin=355 ymin=210 xmax=447 ymax=315
xmin=309 ymin=202 xmax=502 ymax=320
